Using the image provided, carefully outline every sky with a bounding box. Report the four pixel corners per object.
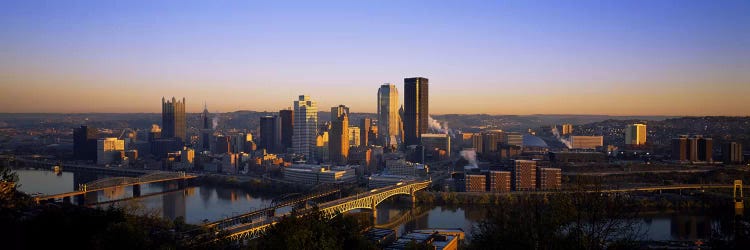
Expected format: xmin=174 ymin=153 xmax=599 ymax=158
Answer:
xmin=1 ymin=0 xmax=749 ymax=116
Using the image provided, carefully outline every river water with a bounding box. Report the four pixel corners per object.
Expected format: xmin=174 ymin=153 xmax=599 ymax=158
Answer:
xmin=15 ymin=168 xmax=738 ymax=242
xmin=15 ymin=168 xmax=274 ymax=224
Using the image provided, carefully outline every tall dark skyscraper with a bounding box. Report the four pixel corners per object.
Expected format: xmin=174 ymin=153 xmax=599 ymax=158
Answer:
xmin=279 ymin=109 xmax=294 ymax=152
xmin=260 ymin=115 xmax=282 ymax=153
xmin=162 ymin=97 xmax=186 ymax=143
xmin=73 ymin=125 xmax=98 ymax=161
xmin=200 ymin=104 xmax=212 ymax=151
xmin=360 ymin=117 xmax=371 ymax=147
xmin=404 ymin=77 xmax=429 ymax=146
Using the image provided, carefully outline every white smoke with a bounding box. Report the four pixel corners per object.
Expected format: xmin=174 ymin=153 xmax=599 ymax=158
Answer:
xmin=428 ymin=116 xmax=455 ymax=137
xmin=460 ymin=149 xmax=478 ymax=168
xmin=212 ymin=117 xmax=219 ymax=130
xmin=551 ymin=126 xmax=572 ymax=149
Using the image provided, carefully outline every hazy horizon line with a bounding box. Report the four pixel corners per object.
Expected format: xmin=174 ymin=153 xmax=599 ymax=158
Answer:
xmin=1 ymin=111 xmax=746 ymax=118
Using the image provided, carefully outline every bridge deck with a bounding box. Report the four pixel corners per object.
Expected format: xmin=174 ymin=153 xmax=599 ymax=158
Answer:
xmin=219 ymin=181 xmax=432 ymax=241
xmin=35 ymin=175 xmax=196 ymax=201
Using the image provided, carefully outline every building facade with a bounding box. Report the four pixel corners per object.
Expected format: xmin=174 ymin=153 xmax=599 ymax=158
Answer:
xmin=329 ymin=105 xmax=350 ymax=165
xmin=625 ymin=123 xmax=647 ymax=145
xmin=360 ymin=117 xmax=371 ymax=147
xmin=465 ymin=174 xmax=486 ymax=192
xmin=378 ymin=84 xmax=400 ymax=147
xmin=512 ymin=160 xmax=536 ymax=191
xmin=421 ymin=133 xmax=451 ymax=162
xmin=260 ymin=115 xmax=282 ymax=153
xmin=561 ymin=124 xmax=573 ymax=135
xmin=293 ymin=95 xmax=318 ymax=161
xmin=162 ymin=97 xmax=186 ymax=143
xmin=489 ymin=171 xmax=511 ymax=192
xmin=200 ymin=105 xmax=212 ymax=151
xmin=282 ymin=164 xmax=357 ymax=186
xmin=403 ymin=77 xmax=429 ymax=146
xmin=673 ymin=135 xmax=713 ymax=162
xmin=671 ymin=136 xmax=689 ymax=161
xmin=537 ymin=167 xmax=562 ymax=190
xmin=481 ymin=130 xmax=505 ymax=155
xmin=97 ymin=137 xmax=125 ymax=165
xmin=570 ymin=136 xmax=604 ymax=149
xmin=349 ymin=126 xmax=361 ymax=147
xmin=279 ymin=109 xmax=294 ymax=152
xmin=74 ymin=125 xmax=98 ymax=161
xmin=722 ymin=142 xmax=744 ymax=164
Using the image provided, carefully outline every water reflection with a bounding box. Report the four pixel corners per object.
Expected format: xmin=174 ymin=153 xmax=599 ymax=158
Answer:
xmin=15 ymin=168 xmax=274 ymax=224
xmin=162 ymin=186 xmax=186 ymax=221
xmin=639 ymin=214 xmax=717 ymax=241
xmin=375 ymin=201 xmax=735 ymax=242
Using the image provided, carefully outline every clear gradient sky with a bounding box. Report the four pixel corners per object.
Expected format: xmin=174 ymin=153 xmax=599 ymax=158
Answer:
xmin=1 ymin=0 xmax=749 ymax=115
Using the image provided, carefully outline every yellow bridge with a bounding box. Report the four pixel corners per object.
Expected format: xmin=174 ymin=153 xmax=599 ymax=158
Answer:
xmin=223 ymin=180 xmax=432 ymax=241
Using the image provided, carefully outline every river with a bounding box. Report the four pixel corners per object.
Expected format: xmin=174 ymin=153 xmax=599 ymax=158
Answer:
xmin=15 ymin=168 xmax=275 ymax=224
xmin=374 ymin=201 xmax=732 ymax=242
xmin=15 ymin=168 xmax=739 ymax=242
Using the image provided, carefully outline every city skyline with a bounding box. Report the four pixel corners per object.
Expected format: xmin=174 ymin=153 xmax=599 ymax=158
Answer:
xmin=1 ymin=1 xmax=749 ymax=115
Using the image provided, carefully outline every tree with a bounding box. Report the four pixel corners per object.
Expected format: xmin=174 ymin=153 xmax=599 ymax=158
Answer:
xmin=405 ymin=240 xmax=435 ymax=250
xmin=469 ymin=180 xmax=643 ymax=250
xmin=251 ymin=207 xmax=375 ymax=250
xmin=0 ymin=162 xmax=30 ymax=210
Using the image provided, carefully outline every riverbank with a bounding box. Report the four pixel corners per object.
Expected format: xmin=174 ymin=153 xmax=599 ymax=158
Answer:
xmin=190 ymin=174 xmax=307 ymax=197
xmin=414 ymin=190 xmax=739 ymax=212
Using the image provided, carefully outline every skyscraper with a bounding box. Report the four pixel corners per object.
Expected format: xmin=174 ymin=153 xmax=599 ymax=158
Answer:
xmin=360 ymin=117 xmax=371 ymax=147
xmin=73 ymin=125 xmax=98 ymax=161
xmin=624 ymin=123 xmax=646 ymax=145
xmin=200 ymin=104 xmax=212 ymax=151
xmin=378 ymin=83 xmax=400 ymax=147
xmin=293 ymin=95 xmax=318 ymax=161
xmin=329 ymin=105 xmax=350 ymax=165
xmin=349 ymin=126 xmax=361 ymax=147
xmin=279 ymin=109 xmax=294 ymax=152
xmin=404 ymin=77 xmax=428 ymax=146
xmin=162 ymin=97 xmax=187 ymax=143
xmin=260 ymin=116 xmax=282 ymax=153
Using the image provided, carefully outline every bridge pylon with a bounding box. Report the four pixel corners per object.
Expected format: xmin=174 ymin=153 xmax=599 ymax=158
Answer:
xmin=371 ymin=197 xmax=378 ymax=223
xmin=734 ymin=180 xmax=744 ymax=215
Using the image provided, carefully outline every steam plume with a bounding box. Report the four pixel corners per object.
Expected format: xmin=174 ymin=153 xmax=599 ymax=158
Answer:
xmin=551 ymin=126 xmax=572 ymax=149
xmin=460 ymin=149 xmax=478 ymax=168
xmin=428 ymin=116 xmax=455 ymax=137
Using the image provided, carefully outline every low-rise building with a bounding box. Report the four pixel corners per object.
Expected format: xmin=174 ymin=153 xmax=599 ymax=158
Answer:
xmin=283 ymin=164 xmax=357 ymax=186
xmin=97 ymin=137 xmax=125 ymax=165
xmin=368 ymin=174 xmax=415 ymax=189
xmin=489 ymin=171 xmax=511 ymax=192
xmin=537 ymin=167 xmax=562 ymax=190
xmin=512 ymin=160 xmax=536 ymax=191
xmin=569 ymin=136 xmax=604 ymax=150
xmin=385 ymin=231 xmax=460 ymax=250
xmin=465 ymin=174 xmax=486 ymax=192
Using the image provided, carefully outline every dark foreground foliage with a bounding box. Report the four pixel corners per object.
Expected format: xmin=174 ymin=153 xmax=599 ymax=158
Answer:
xmin=247 ymin=208 xmax=376 ymax=250
xmin=0 ymin=164 xmax=229 ymax=250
